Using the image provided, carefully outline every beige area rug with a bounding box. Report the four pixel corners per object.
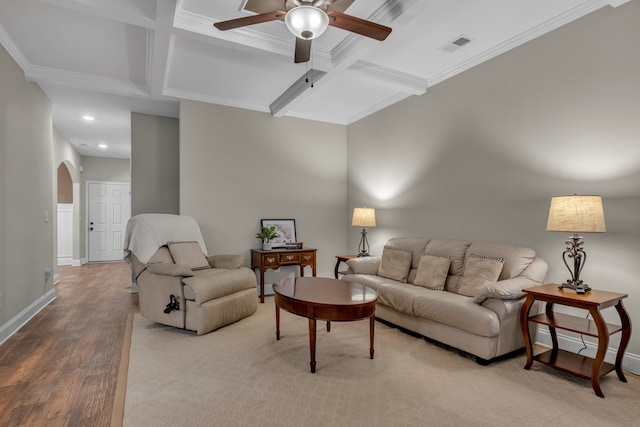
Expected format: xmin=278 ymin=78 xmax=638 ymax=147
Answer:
xmin=115 ymin=298 xmax=640 ymax=427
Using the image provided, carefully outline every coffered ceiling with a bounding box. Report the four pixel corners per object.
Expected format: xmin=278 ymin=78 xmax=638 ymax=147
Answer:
xmin=0 ymin=0 xmax=629 ymax=158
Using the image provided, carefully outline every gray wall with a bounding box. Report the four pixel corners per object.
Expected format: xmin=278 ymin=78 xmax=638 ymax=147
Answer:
xmin=131 ymin=112 xmax=179 ymax=216
xmin=179 ymin=101 xmax=347 ymax=281
xmin=0 ymin=43 xmax=54 ymax=328
xmin=347 ymin=3 xmax=640 ymax=355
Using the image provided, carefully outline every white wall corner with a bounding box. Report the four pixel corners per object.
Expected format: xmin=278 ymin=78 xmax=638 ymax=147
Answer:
xmin=0 ymin=289 xmax=56 ymax=346
xmin=536 ymin=329 xmax=640 ymax=376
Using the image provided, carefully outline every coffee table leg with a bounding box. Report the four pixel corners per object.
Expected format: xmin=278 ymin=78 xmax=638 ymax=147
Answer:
xmin=275 ymin=303 xmax=280 ymax=340
xmin=369 ymin=315 xmax=375 ymax=359
xmin=309 ymin=318 xmax=317 ymax=373
xmin=326 ymin=321 xmax=331 ymax=332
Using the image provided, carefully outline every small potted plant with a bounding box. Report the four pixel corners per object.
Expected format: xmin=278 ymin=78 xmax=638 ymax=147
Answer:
xmin=256 ymin=225 xmax=279 ymax=250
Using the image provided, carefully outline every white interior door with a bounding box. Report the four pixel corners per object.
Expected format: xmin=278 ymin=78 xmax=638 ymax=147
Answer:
xmin=88 ymin=182 xmax=131 ymax=262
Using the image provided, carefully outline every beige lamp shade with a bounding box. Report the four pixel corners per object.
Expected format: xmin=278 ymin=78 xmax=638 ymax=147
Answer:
xmin=546 ymin=195 xmax=606 ymax=233
xmin=352 ymin=208 xmax=376 ymax=227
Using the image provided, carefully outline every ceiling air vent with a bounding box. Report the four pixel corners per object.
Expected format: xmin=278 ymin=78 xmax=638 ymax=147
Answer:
xmin=439 ymin=35 xmax=472 ymax=53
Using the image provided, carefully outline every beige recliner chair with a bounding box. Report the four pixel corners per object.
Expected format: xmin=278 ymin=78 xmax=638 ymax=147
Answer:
xmin=124 ymin=214 xmax=258 ymax=335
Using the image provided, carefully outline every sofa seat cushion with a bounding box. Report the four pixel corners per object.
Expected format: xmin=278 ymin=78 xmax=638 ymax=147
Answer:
xmin=182 ymin=268 xmax=256 ymax=305
xmin=411 ymin=290 xmax=501 ymax=337
xmin=375 ymin=282 xmax=430 ymax=316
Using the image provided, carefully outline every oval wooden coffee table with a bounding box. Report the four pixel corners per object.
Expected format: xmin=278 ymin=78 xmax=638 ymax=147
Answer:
xmin=273 ymin=276 xmax=378 ymax=373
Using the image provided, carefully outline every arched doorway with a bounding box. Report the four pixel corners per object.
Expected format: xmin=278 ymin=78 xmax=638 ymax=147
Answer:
xmin=56 ymin=161 xmax=81 ymax=267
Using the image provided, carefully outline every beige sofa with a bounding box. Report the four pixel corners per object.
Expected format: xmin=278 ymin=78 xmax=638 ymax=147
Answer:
xmin=341 ymin=237 xmax=548 ymax=363
xmin=125 ymin=214 xmax=258 ymax=335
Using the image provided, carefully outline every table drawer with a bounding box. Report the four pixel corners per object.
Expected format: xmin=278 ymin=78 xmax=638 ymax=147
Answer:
xmin=300 ymin=252 xmax=315 ymax=264
xmin=279 ymin=252 xmax=301 ymax=264
xmin=262 ymin=254 xmax=279 ymax=266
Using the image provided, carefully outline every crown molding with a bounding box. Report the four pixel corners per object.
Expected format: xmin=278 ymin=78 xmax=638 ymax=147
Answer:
xmin=345 ymin=91 xmax=412 ymax=125
xmin=38 ymin=0 xmax=157 ymax=29
xmin=607 ymin=0 xmax=631 ymax=7
xmin=428 ymin=0 xmax=613 ymax=87
xmin=349 ymin=60 xmax=427 ymax=95
xmin=163 ymin=87 xmax=270 ymax=114
xmin=25 ymin=65 xmax=149 ymax=98
xmin=0 ymin=24 xmax=29 ymax=71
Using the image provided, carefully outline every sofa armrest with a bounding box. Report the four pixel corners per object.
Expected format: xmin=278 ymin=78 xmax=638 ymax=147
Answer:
xmin=346 ymin=256 xmax=381 ymax=275
xmin=146 ymin=263 xmax=194 ymax=277
xmin=207 ymin=254 xmax=245 ymax=270
xmin=473 ymin=256 xmax=548 ymax=304
xmin=473 ymin=276 xmax=539 ymax=304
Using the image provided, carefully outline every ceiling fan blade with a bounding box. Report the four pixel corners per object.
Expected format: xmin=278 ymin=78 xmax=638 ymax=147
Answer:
xmin=327 ymin=11 xmax=392 ymax=41
xmin=294 ymin=37 xmax=312 ymax=63
xmin=214 ymin=11 xmax=285 ymax=31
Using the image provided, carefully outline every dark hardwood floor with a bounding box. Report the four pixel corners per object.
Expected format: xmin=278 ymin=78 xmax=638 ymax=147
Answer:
xmin=0 ymin=262 xmax=137 ymax=427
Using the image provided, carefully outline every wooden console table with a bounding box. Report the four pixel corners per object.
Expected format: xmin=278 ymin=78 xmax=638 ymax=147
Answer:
xmin=251 ymin=248 xmax=317 ymax=303
xmin=520 ymin=284 xmax=631 ymax=398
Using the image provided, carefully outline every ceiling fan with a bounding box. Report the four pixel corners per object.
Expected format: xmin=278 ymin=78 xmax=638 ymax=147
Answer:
xmin=214 ymin=0 xmax=392 ymax=63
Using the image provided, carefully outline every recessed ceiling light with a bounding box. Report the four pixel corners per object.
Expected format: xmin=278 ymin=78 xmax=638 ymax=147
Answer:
xmin=82 ymin=115 xmax=95 ymax=121
xmin=98 ymin=143 xmax=108 ymax=149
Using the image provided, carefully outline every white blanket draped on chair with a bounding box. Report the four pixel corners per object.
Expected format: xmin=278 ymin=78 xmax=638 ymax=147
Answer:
xmin=123 ymin=214 xmax=208 ymax=264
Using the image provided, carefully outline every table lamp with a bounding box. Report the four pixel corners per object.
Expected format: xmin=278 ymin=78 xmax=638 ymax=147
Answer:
xmin=546 ymin=194 xmax=606 ymax=293
xmin=352 ymin=207 xmax=376 ymax=257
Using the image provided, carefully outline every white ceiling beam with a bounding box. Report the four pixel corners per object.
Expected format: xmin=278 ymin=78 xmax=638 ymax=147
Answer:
xmin=269 ymin=69 xmax=327 ymax=116
xmin=148 ymin=0 xmax=177 ymax=98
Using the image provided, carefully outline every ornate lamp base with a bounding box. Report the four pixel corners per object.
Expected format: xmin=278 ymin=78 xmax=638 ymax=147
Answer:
xmin=558 ymin=234 xmax=591 ymax=294
xmin=357 ymin=228 xmax=370 ymax=257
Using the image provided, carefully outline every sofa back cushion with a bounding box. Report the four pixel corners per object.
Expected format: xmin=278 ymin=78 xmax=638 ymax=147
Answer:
xmin=378 ymin=246 xmax=413 ymax=283
xmin=464 ymin=241 xmax=535 ymax=280
xmin=423 ymin=239 xmax=471 ymax=277
xmin=384 ymin=237 xmax=430 ymax=269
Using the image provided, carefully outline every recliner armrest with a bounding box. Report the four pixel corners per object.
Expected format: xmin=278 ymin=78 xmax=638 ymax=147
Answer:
xmin=207 ymin=254 xmax=245 ymax=270
xmin=146 ymin=263 xmax=194 ymax=277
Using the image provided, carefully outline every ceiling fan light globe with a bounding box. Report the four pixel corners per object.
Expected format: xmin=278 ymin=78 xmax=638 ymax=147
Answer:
xmin=285 ymin=5 xmax=329 ymax=40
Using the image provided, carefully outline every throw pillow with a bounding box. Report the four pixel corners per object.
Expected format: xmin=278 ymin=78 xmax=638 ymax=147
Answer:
xmin=167 ymin=241 xmax=210 ymax=270
xmin=413 ymin=254 xmax=450 ymax=290
xmin=457 ymin=254 xmax=504 ymax=297
xmin=378 ymin=246 xmax=413 ymax=283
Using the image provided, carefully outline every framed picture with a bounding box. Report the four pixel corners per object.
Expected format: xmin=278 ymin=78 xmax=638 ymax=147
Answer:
xmin=261 ymin=219 xmax=297 ymax=248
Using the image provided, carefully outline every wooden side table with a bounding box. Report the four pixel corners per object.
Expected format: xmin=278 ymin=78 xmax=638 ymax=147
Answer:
xmin=250 ymin=248 xmax=317 ymax=303
xmin=520 ymin=284 xmax=631 ymax=398
xmin=334 ymin=254 xmax=358 ymax=279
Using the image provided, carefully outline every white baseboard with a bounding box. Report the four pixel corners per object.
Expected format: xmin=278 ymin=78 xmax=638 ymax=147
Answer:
xmin=536 ymin=329 xmax=640 ymax=375
xmin=71 ymin=258 xmax=81 ymax=267
xmin=0 ymin=289 xmax=56 ymax=346
xmin=53 ymin=273 xmax=60 ymax=285
xmin=57 ymin=256 xmax=73 ymax=266
xmin=80 ymin=257 xmax=88 ymax=265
